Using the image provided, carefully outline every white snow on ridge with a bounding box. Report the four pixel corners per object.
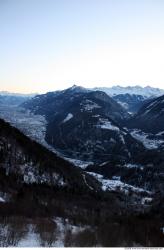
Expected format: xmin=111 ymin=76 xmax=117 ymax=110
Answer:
xmin=62 ymin=113 xmax=73 ymax=123
xmin=93 ymin=85 xmax=164 ymax=98
xmin=157 ymin=131 xmax=164 ymax=136
xmin=0 ymin=192 xmax=10 ymax=203
xmin=141 ymin=99 xmax=160 ymax=116
xmin=0 ymin=197 xmax=5 ymax=203
xmin=123 ymin=163 xmax=143 ymax=169
xmin=87 ymin=172 xmax=151 ymax=194
xmin=145 ymin=99 xmax=159 ymax=110
xmin=141 ymin=197 xmax=153 ymax=205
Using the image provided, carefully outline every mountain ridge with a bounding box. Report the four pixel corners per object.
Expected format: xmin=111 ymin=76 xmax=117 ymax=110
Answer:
xmin=127 ymin=94 xmax=164 ymax=134
xmin=92 ymin=85 xmax=164 ymax=97
xmin=2 ymin=84 xmax=164 ymax=97
xmin=22 ymin=86 xmax=149 ymax=164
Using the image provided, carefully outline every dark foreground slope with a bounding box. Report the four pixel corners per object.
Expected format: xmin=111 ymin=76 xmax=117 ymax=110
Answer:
xmin=0 ymin=117 xmax=164 ymax=246
xmin=0 ymin=118 xmax=126 ymax=219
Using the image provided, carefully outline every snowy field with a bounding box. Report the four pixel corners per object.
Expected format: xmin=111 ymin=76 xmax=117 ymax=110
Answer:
xmin=96 ymin=118 xmax=120 ymax=131
xmin=0 ymin=217 xmax=92 ymax=247
xmin=130 ymin=129 xmax=164 ymax=149
xmin=87 ymin=172 xmax=152 ymax=195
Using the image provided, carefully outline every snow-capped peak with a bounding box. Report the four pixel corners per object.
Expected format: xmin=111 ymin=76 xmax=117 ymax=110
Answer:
xmin=92 ymin=85 xmax=164 ymax=97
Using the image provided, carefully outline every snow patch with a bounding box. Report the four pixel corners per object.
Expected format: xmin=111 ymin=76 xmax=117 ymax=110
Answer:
xmin=141 ymin=197 xmax=153 ymax=205
xmin=0 ymin=197 xmax=5 ymax=203
xmin=97 ymin=118 xmax=120 ymax=131
xmin=123 ymin=163 xmax=143 ymax=169
xmin=112 ymin=176 xmax=121 ymax=181
xmin=62 ymin=113 xmax=73 ymax=123
xmin=156 ymin=131 xmax=164 ymax=136
xmin=17 ymin=217 xmax=91 ymax=247
xmin=87 ymin=172 xmax=151 ymax=194
xmin=80 ymin=99 xmax=101 ymax=112
xmin=64 ymin=157 xmax=93 ymax=169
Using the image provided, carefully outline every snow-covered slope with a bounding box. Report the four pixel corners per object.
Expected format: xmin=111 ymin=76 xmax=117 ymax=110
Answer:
xmin=127 ymin=94 xmax=164 ymax=134
xmin=112 ymin=94 xmax=150 ymax=113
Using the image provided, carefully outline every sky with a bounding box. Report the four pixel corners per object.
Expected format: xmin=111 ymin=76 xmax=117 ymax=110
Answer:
xmin=1 ymin=0 xmax=164 ymax=93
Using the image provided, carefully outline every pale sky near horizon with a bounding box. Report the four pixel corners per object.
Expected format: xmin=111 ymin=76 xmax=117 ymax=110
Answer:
xmin=1 ymin=0 xmax=164 ymax=93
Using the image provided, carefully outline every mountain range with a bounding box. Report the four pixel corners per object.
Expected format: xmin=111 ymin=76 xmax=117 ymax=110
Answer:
xmin=93 ymin=85 xmax=164 ymax=97
xmin=0 ymin=84 xmax=164 ymax=246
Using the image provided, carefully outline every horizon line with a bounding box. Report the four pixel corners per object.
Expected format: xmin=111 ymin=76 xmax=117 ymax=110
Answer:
xmin=0 ymin=83 xmax=164 ymax=95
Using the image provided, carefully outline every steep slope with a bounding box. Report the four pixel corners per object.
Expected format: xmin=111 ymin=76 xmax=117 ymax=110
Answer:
xmin=0 ymin=123 xmax=163 ymax=248
xmin=113 ymin=94 xmax=150 ymax=113
xmin=127 ymin=95 xmax=164 ymax=134
xmin=1 ymin=117 xmax=148 ymax=223
xmin=0 ymin=118 xmax=99 ymax=193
